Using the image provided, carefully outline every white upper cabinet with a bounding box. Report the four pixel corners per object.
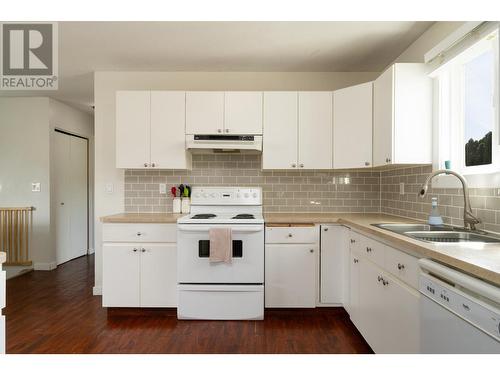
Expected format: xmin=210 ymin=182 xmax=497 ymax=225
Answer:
xmin=116 ymin=91 xmax=151 ymax=169
xmin=224 ymin=92 xmax=263 ymax=134
xmin=298 ymin=92 xmax=333 ymax=169
xmin=334 ymin=82 xmax=373 ymax=169
xmin=263 ymin=92 xmax=298 ymax=169
xmin=186 ymin=91 xmax=225 ymax=135
xmin=373 ymin=63 xmax=432 ymax=167
xmin=116 ymin=91 xmax=191 ymax=169
xmin=150 ymin=91 xmax=191 ymax=169
xmin=263 ymin=91 xmax=333 ymax=170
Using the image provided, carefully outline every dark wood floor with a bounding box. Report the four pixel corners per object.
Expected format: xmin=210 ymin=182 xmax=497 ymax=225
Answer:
xmin=5 ymin=255 xmax=372 ymax=354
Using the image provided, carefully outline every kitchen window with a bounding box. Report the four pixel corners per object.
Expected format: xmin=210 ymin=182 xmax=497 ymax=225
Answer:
xmin=433 ymin=28 xmax=499 ymax=179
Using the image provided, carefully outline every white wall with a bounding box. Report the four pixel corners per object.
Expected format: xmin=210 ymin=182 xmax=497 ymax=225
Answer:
xmin=0 ymin=97 xmax=93 ymax=269
xmin=0 ymin=98 xmax=52 ymax=266
xmin=93 ymin=71 xmax=379 ymax=293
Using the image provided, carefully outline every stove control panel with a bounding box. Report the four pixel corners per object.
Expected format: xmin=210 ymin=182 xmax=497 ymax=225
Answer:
xmin=191 ymin=187 xmax=262 ymax=205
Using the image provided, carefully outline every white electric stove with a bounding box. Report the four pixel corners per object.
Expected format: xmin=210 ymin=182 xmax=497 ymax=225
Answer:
xmin=177 ymin=187 xmax=264 ymax=320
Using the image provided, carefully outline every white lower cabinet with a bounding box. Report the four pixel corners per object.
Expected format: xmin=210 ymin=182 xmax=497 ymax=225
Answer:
xmin=102 ymin=224 xmax=177 ymax=308
xmin=320 ymin=225 xmax=348 ymax=304
xmin=347 ymin=229 xmax=420 ymax=353
xmin=265 ymin=226 xmax=318 ymax=307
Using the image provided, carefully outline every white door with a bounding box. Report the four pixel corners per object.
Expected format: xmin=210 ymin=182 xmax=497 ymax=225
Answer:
xmin=298 ymin=92 xmax=332 ymax=169
xmin=185 ymin=92 xmax=224 ymax=134
xmin=348 ymin=250 xmax=361 ymax=324
xmin=320 ymin=225 xmax=345 ymax=304
xmin=265 ymin=244 xmax=316 ymax=307
xmin=373 ymin=66 xmax=394 ymax=167
xmin=102 ymin=244 xmax=140 ymax=307
xmin=116 ymin=91 xmax=151 ymax=168
xmin=333 ymin=82 xmax=373 ymax=169
xmin=382 ymin=273 xmax=420 ymax=353
xmin=358 ymin=258 xmax=384 ymax=353
xmin=150 ymin=91 xmax=190 ymax=169
xmin=224 ymin=92 xmax=263 ymax=135
xmin=262 ymin=92 xmax=298 ymax=169
xmin=140 ymin=243 xmax=177 ymax=307
xmin=54 ymin=131 xmax=88 ymax=265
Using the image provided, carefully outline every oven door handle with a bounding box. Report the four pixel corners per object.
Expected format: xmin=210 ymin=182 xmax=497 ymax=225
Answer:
xmin=177 ymin=224 xmax=263 ymax=233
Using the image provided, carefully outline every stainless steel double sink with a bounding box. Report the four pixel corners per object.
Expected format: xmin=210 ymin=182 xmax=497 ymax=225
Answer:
xmin=371 ymin=223 xmax=500 ymax=244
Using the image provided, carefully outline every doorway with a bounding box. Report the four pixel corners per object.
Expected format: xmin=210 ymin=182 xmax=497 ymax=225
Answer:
xmin=53 ymin=129 xmax=89 ymax=265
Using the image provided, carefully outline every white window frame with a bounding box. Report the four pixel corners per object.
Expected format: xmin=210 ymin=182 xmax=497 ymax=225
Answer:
xmin=432 ymin=29 xmax=500 ymax=189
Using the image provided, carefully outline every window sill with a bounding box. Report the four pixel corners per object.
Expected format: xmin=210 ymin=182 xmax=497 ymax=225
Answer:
xmin=432 ymin=170 xmax=500 ymax=189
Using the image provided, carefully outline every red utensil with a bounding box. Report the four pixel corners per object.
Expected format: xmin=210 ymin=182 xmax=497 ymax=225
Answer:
xmin=171 ymin=186 xmax=177 ymax=198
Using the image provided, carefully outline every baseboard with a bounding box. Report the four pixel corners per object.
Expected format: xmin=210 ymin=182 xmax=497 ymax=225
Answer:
xmin=33 ymin=262 xmax=57 ymax=271
xmin=88 ymin=248 xmax=95 ymax=255
xmin=93 ymin=286 xmax=102 ymax=295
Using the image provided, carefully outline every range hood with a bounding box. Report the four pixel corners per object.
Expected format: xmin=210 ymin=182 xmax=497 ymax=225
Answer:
xmin=186 ymin=134 xmax=263 ymax=153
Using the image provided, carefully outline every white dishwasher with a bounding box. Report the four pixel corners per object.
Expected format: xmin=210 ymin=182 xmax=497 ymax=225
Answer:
xmin=419 ymin=259 xmax=500 ymax=353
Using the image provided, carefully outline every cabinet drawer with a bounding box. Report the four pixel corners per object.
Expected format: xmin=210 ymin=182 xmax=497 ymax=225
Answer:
xmin=359 ymin=234 xmax=385 ymax=268
xmin=102 ymin=223 xmax=176 ymax=243
xmin=384 ymin=246 xmax=419 ymax=289
xmin=0 ymin=270 xmax=5 ymax=309
xmin=265 ymin=226 xmax=318 ymax=244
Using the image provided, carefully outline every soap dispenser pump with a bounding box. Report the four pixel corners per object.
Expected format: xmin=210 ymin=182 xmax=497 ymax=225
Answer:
xmin=428 ymin=197 xmax=444 ymax=226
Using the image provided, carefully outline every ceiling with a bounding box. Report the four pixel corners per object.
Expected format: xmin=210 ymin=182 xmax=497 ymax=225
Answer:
xmin=0 ymin=21 xmax=434 ymax=112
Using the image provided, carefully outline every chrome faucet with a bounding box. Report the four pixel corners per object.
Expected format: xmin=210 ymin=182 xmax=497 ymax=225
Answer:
xmin=419 ymin=169 xmax=481 ymax=230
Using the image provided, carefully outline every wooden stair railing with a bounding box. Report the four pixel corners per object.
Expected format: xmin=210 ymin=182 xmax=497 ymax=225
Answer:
xmin=0 ymin=207 xmax=34 ymax=266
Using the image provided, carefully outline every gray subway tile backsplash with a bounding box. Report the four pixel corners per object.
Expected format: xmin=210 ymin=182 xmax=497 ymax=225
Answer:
xmin=124 ymin=156 xmax=500 ymax=233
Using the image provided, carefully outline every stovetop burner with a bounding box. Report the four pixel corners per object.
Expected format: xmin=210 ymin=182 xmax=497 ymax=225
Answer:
xmin=232 ymin=214 xmax=255 ymax=219
xmin=191 ymin=214 xmax=217 ymax=219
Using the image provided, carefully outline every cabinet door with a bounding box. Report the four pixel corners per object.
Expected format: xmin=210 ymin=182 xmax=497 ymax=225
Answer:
xmin=185 ymin=92 xmax=224 ymax=134
xmin=116 ymin=91 xmax=151 ymax=168
xmin=298 ymin=92 xmax=333 ymax=169
xmin=102 ymin=244 xmax=140 ymax=307
xmin=150 ymin=91 xmax=190 ymax=169
xmin=140 ymin=243 xmax=177 ymax=307
xmin=320 ymin=225 xmax=346 ymax=304
xmin=333 ymin=82 xmax=373 ymax=169
xmin=262 ymin=92 xmax=298 ymax=169
xmin=347 ymin=250 xmax=361 ymax=325
xmin=373 ymin=66 xmax=394 ymax=167
xmin=224 ymin=92 xmax=263 ymax=135
xmin=358 ymin=259 xmax=385 ymax=353
xmin=382 ymin=273 xmax=420 ymax=353
xmin=265 ymin=244 xmax=316 ymax=307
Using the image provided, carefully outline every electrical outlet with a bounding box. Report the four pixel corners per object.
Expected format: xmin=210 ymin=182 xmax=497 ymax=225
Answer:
xmin=105 ymin=183 xmax=114 ymax=193
xmin=159 ymin=183 xmax=167 ymax=195
xmin=399 ymin=182 xmax=405 ymax=195
xmin=31 ymin=182 xmax=41 ymax=192
xmin=496 ymin=188 xmax=500 ymax=196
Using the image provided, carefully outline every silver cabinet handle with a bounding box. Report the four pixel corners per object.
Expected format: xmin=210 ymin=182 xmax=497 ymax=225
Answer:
xmin=151 ymin=162 xmax=156 ymax=167
xmin=377 ymin=276 xmax=383 ymax=282
xmin=133 ymin=248 xmax=138 ymax=252
xmin=141 ymin=248 xmax=146 ymax=253
xmin=309 ymin=249 xmax=314 ymax=253
xmin=462 ymin=304 xmax=470 ymax=311
xmin=291 ymin=163 xmax=297 ymax=168
xmin=217 ymin=129 xmax=222 ymax=133
xmin=385 ymin=157 xmax=392 ymax=163
xmin=288 ymin=233 xmax=293 ymax=238
xmin=397 ymin=263 xmax=405 ymax=270
xmin=299 ymin=164 xmax=304 ymax=168
xmin=365 ymin=161 xmax=370 ymax=166
xmin=353 ymin=258 xmax=359 ymax=264
xmin=350 ymin=239 xmax=355 ymax=243
xmin=144 ymin=163 xmax=148 ymax=167
xmin=225 ymin=129 xmax=229 ymax=133
xmin=136 ymin=232 xmax=142 ymax=236
xmin=383 ymin=280 xmax=389 ymax=286
xmin=366 ymin=247 xmax=372 ymax=253
xmin=323 ymin=227 xmax=328 ymax=232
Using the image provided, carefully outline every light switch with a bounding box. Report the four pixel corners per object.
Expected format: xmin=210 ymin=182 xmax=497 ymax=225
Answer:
xmin=32 ymin=182 xmax=41 ymax=192
xmin=159 ymin=183 xmax=167 ymax=195
xmin=105 ymin=183 xmax=114 ymax=193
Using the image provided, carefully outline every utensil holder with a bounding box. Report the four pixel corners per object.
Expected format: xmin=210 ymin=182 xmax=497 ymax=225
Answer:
xmin=172 ymin=197 xmax=181 ymax=213
xmin=181 ymin=198 xmax=191 ymax=214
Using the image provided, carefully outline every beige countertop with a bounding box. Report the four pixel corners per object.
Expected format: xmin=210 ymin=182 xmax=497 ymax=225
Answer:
xmin=100 ymin=212 xmax=186 ymax=223
xmin=0 ymin=251 xmax=5 ymax=265
xmin=100 ymin=212 xmax=500 ymax=286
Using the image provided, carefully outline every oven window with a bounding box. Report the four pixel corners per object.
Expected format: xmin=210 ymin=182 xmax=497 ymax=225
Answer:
xmin=198 ymin=240 xmax=243 ymax=258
